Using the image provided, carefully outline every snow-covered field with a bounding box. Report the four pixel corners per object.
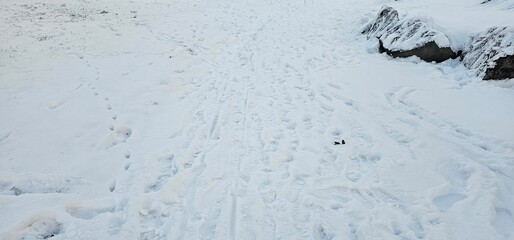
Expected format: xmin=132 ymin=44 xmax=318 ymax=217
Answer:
xmin=1 ymin=0 xmax=513 ymax=239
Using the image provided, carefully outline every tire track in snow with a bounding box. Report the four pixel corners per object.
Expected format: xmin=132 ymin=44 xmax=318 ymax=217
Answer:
xmin=229 ymin=88 xmax=249 ymax=240
xmin=383 ymin=86 xmax=514 ymax=238
xmin=385 ymin=86 xmax=514 ymax=178
xmin=175 ymin=73 xmax=231 ymax=240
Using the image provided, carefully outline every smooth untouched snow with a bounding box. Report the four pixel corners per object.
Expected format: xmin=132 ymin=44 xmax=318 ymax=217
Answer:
xmin=1 ymin=0 xmax=513 ymax=239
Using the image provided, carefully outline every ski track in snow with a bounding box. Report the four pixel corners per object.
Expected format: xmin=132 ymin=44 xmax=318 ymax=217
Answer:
xmin=0 ymin=0 xmax=513 ymax=239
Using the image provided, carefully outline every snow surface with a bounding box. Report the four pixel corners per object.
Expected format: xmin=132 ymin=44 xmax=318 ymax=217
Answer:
xmin=1 ymin=0 xmax=513 ymax=239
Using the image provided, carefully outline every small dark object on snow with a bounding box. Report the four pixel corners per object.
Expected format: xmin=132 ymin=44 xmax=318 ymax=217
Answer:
xmin=10 ymin=186 xmax=22 ymax=196
xmin=334 ymin=139 xmax=346 ymax=145
xmin=100 ymin=10 xmax=108 ymax=14
xmin=334 ymin=141 xmax=340 ymax=145
xmin=341 ymin=139 xmax=345 ymax=144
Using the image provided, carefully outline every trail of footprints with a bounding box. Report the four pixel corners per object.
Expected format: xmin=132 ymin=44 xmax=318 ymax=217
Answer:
xmin=61 ymin=71 xmax=181 ymax=238
xmin=84 ymin=64 xmax=137 ymax=194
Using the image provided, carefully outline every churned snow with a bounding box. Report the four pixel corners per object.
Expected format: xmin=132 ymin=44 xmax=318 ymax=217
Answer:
xmin=0 ymin=0 xmax=513 ymax=239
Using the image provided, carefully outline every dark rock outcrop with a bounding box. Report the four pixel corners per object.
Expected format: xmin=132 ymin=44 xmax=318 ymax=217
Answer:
xmin=379 ymin=39 xmax=458 ymax=63
xmin=463 ymin=27 xmax=514 ymax=80
xmin=363 ymin=6 xmax=458 ymax=63
xmin=483 ymin=55 xmax=514 ymax=80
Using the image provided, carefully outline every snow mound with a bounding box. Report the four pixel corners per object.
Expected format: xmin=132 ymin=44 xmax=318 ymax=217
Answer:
xmin=363 ymin=6 xmax=451 ymax=52
xmin=463 ymin=26 xmax=514 ymax=80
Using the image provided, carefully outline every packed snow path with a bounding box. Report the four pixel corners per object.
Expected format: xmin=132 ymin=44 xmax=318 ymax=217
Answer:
xmin=1 ymin=0 xmax=513 ymax=239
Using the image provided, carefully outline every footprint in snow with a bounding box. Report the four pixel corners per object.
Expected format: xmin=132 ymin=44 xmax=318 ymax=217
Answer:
xmin=144 ymin=153 xmax=177 ymax=193
xmin=101 ymin=126 xmax=132 ymax=149
xmin=66 ymin=199 xmax=116 ymax=220
xmin=432 ymin=193 xmax=467 ymax=211
xmin=124 ymin=162 xmax=131 ymax=170
xmin=494 ymin=207 xmax=514 ymax=237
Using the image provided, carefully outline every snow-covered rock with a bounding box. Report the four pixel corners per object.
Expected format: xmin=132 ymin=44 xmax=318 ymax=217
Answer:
xmin=363 ymin=6 xmax=458 ymax=63
xmin=463 ymin=27 xmax=514 ymax=80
